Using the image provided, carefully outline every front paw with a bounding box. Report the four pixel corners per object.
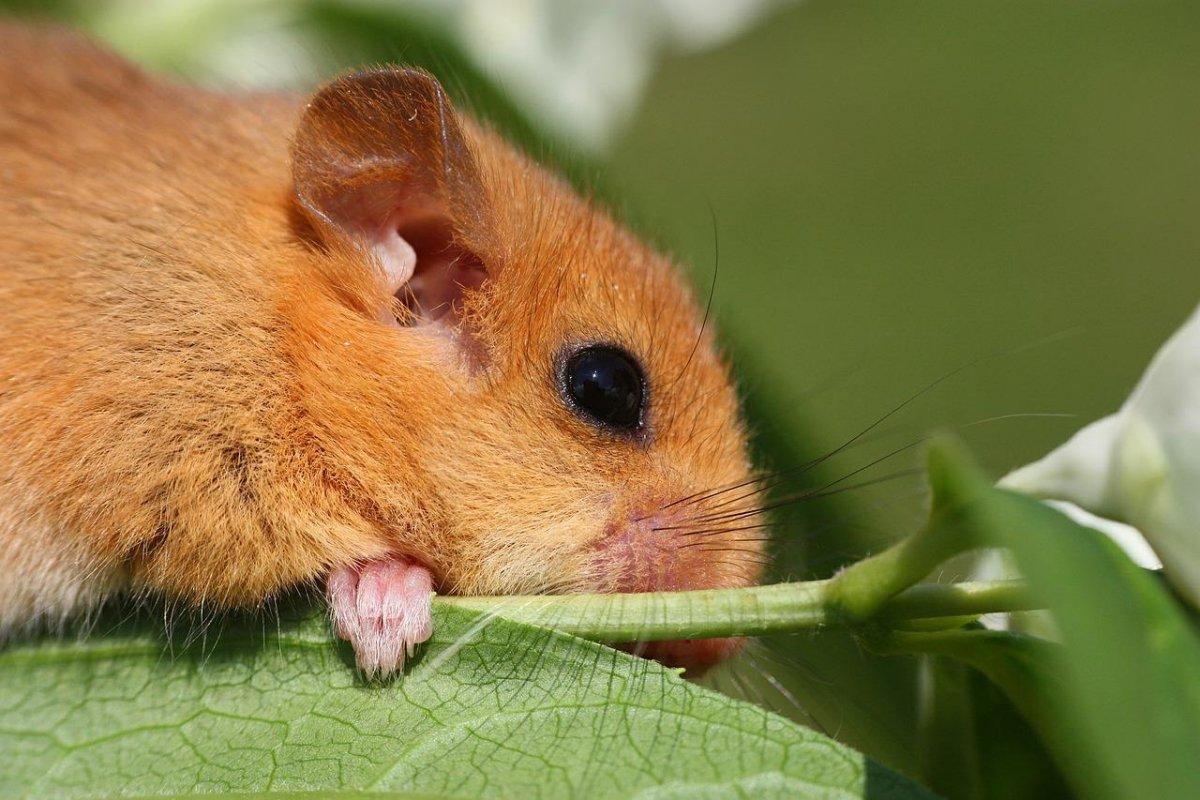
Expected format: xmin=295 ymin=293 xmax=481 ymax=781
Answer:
xmin=326 ymin=557 xmax=433 ymax=678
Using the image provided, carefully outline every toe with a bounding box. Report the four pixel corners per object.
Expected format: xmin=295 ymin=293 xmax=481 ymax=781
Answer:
xmin=326 ymin=565 xmax=360 ymax=641
xmin=326 ymin=557 xmax=436 ymax=678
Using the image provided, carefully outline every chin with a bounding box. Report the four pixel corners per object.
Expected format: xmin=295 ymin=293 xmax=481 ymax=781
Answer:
xmin=626 ymin=636 xmax=747 ymax=677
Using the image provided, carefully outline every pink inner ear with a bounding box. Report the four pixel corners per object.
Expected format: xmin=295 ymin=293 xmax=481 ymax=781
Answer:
xmin=371 ymin=224 xmax=418 ymax=296
xmin=390 ymin=213 xmax=487 ymax=328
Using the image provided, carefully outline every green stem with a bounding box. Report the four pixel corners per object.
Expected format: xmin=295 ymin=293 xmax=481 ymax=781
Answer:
xmin=819 ymin=436 xmax=1001 ymax=621
xmin=437 ymin=579 xmax=1037 ymax=642
xmin=825 ymin=518 xmax=974 ymax=620
xmin=877 ymin=580 xmax=1035 ymax=620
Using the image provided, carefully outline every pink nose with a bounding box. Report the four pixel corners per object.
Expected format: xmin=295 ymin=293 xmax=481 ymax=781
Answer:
xmin=625 ymin=636 xmax=746 ymax=676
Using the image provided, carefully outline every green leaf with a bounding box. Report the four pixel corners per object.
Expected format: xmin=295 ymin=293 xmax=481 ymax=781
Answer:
xmin=747 ymin=632 xmax=924 ymax=779
xmin=878 ymin=630 xmax=1076 ymax=795
xmin=908 ymin=440 xmax=1200 ymax=800
xmin=915 ymin=659 xmax=983 ymax=800
xmin=0 ymin=605 xmax=933 ymax=800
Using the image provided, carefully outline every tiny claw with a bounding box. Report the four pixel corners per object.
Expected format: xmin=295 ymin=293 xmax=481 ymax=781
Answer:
xmin=326 ymin=557 xmax=434 ymax=678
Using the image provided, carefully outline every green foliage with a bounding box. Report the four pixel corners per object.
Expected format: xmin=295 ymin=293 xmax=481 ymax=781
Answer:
xmin=886 ymin=441 xmax=1200 ymax=800
xmin=0 ymin=605 xmax=932 ymax=799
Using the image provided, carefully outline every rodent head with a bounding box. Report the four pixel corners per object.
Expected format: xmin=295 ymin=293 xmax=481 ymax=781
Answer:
xmin=288 ymin=69 xmax=764 ymax=671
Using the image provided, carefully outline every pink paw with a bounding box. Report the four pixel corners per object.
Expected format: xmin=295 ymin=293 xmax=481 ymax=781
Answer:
xmin=326 ymin=557 xmax=434 ymax=678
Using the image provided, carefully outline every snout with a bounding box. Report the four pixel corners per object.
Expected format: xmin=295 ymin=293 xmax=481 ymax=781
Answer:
xmin=590 ymin=497 xmax=765 ymax=675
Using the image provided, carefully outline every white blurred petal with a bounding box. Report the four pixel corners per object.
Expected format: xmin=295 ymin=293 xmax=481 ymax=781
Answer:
xmin=1042 ymin=501 xmax=1162 ymax=570
xmin=1001 ymin=303 xmax=1200 ymax=607
xmin=357 ymin=0 xmax=793 ymax=150
xmin=90 ymin=0 xmax=794 ymax=151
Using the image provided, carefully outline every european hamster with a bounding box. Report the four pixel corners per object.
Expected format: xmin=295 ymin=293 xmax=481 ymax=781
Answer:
xmin=0 ymin=25 xmax=764 ymax=676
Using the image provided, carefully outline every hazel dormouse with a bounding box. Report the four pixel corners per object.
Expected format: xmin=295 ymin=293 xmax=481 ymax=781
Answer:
xmin=0 ymin=24 xmax=765 ymax=676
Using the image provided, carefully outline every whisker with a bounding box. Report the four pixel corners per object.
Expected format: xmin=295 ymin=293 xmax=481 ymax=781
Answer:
xmin=691 ymin=544 xmax=772 ymax=556
xmin=683 ymin=409 xmax=1068 ymax=527
xmin=644 ymin=472 xmax=770 ymax=520
xmin=725 ymin=656 xmax=773 ymax=715
xmin=670 ymin=365 xmax=971 ymax=517
xmin=660 ymin=419 xmax=925 ymax=518
xmin=661 ymin=345 xmax=1070 ymax=522
xmin=665 ymin=203 xmax=720 ymax=393
xmin=679 ymin=536 xmax=774 ymax=550
xmin=770 ymin=467 xmax=924 ymax=506
xmin=650 ymin=468 xmax=920 ymax=561
xmin=962 ymin=411 xmax=1076 ymax=428
xmin=671 ymin=521 xmax=776 ymax=539
xmin=741 ymin=646 xmax=826 ymax=731
xmin=690 ymin=455 xmax=925 ymax=527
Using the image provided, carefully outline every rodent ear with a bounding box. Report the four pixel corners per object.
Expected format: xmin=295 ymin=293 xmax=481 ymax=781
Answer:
xmin=292 ymin=68 xmax=491 ymax=328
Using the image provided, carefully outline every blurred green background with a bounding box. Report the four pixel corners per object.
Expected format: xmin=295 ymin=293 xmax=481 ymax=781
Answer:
xmin=5 ymin=2 xmax=1199 ymax=797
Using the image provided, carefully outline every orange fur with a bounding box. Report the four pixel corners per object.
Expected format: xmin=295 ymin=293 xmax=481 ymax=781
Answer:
xmin=0 ymin=25 xmax=763 ymax=658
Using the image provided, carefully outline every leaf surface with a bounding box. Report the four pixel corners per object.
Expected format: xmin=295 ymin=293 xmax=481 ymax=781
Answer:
xmin=0 ymin=604 xmax=932 ymax=800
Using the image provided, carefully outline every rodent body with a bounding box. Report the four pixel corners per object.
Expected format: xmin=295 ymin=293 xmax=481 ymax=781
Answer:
xmin=0 ymin=24 xmax=763 ymax=673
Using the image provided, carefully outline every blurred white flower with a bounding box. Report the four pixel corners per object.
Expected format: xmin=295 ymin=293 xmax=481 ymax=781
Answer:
xmin=91 ymin=0 xmax=325 ymax=89
xmin=1001 ymin=303 xmax=1200 ymax=608
xmin=1040 ymin=500 xmax=1163 ymax=570
xmin=363 ymin=0 xmax=791 ymax=150
xmin=93 ymin=0 xmax=791 ymax=153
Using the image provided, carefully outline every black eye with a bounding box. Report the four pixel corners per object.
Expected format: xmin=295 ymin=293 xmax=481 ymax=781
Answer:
xmin=562 ymin=345 xmax=646 ymax=433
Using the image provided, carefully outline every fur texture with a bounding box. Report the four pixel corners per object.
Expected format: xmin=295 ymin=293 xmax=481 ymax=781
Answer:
xmin=0 ymin=25 xmax=763 ymax=668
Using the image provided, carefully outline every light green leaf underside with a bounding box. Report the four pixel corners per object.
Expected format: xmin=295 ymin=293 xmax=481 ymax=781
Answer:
xmin=0 ymin=605 xmax=931 ymax=800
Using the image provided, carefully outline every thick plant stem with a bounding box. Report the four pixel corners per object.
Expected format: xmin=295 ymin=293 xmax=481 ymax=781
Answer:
xmin=824 ymin=519 xmax=974 ymax=621
xmin=436 ymin=579 xmax=1037 ymax=642
xmin=816 ymin=436 xmax=1002 ymax=622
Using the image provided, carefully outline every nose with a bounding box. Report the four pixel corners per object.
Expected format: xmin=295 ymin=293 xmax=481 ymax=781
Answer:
xmin=625 ymin=637 xmax=746 ymax=676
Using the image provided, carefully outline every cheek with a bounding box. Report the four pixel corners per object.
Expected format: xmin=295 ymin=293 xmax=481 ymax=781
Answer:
xmin=442 ymin=527 xmax=598 ymax=595
xmin=428 ymin=467 xmax=612 ymax=596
